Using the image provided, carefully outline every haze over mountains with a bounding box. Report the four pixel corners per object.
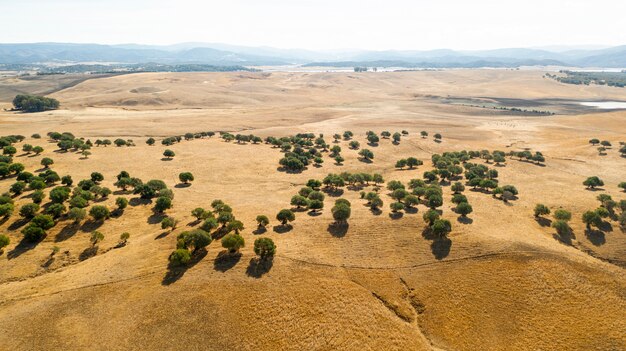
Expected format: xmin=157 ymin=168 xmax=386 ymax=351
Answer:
xmin=1 ymin=42 xmax=625 ymax=68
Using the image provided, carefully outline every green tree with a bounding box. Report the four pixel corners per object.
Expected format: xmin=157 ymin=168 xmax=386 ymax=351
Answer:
xmin=89 ymin=205 xmax=110 ymax=221
xmin=200 ymin=217 xmax=218 ymax=232
xmin=451 ymin=182 xmax=465 ymax=193
xmin=90 ymin=231 xmax=104 ymax=247
xmin=276 ymin=209 xmax=295 ymax=225
xmin=119 ymin=232 xmax=130 ymax=245
xmin=358 ymin=149 xmax=374 ymax=161
xmin=256 ymin=215 xmax=270 ymax=228
xmin=22 ymin=225 xmax=46 ymax=242
xmin=423 ymin=209 xmax=440 ymax=226
xmin=10 ymin=181 xmax=26 ymax=195
xmin=0 ymin=234 xmax=9 ymax=254
xmin=291 ymin=195 xmax=310 ymax=209
xmin=169 ymin=248 xmax=191 ymax=266
xmin=163 ymin=149 xmax=175 ymax=159
xmin=31 ymin=214 xmax=55 ymax=230
xmin=227 ymin=220 xmax=244 ymax=234
xmin=222 ymin=233 xmax=245 ymax=254
xmin=332 ymin=202 xmax=351 ymax=223
xmin=431 ymin=219 xmax=452 ymax=237
xmin=390 ymin=201 xmax=404 ymax=213
xmin=116 ymin=197 xmax=128 ymax=210
xmin=392 ymin=132 xmax=401 ymax=143
xmin=553 ymin=209 xmax=572 ymax=222
xmin=179 ymin=172 xmax=194 ymax=184
xmin=552 ymin=220 xmax=570 ymax=236
xmin=254 ymin=237 xmax=276 ymax=260
xmin=41 ymin=157 xmax=54 ymax=168
xmin=154 ymin=196 xmax=172 ymax=213
xmin=45 ymin=203 xmax=66 ymax=218
xmin=456 ymin=202 xmax=473 ymax=217
xmin=534 ymin=204 xmax=550 ymax=218
xmin=161 ymin=217 xmax=178 ymax=231
xmin=177 ymin=229 xmax=212 ymax=252
xmin=395 ymin=159 xmax=407 ymax=169
xmin=68 ymin=207 xmax=86 ymax=224
xmin=582 ymin=210 xmax=602 ymax=230
xmin=90 ymin=172 xmax=104 ymax=183
xmin=583 ymin=176 xmax=604 ymax=189
xmin=19 ymin=203 xmax=40 ymax=218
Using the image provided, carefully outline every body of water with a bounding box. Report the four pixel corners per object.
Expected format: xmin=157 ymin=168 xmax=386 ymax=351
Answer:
xmin=580 ymin=101 xmax=626 ymax=109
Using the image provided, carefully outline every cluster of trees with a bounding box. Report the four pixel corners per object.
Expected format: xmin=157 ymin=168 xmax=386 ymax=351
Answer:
xmin=386 ymin=179 xmax=446 ymax=214
xmin=589 ymin=139 xmax=626 ymax=156
xmin=395 ymin=157 xmax=423 ymax=170
xmin=536 ymin=193 xmax=626 ymax=237
xmin=221 ymin=132 xmax=263 ymax=144
xmin=1 ymin=135 xmax=31 ymax=180
xmin=428 ymin=151 xmax=519 ymax=202
xmin=0 ymin=166 xmax=134 ymax=243
xmin=549 ymin=71 xmax=626 ymax=88
xmin=12 ymin=94 xmax=60 ymax=112
xmin=291 ymin=182 xmax=326 ymax=213
xmin=151 ymin=132 xmax=216 ymax=147
xmin=168 ymin=199 xmax=277 ymax=266
xmin=322 ymin=172 xmax=384 ymax=189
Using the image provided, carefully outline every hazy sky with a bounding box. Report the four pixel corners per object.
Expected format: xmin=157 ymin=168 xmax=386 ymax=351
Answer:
xmin=1 ymin=0 xmax=624 ymax=50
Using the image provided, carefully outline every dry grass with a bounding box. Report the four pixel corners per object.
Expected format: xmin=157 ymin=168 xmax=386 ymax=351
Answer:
xmin=0 ymin=70 xmax=625 ymax=350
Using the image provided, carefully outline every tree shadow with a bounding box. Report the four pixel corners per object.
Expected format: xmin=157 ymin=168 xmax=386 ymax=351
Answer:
xmin=405 ymin=207 xmax=418 ymax=214
xmin=7 ymin=237 xmax=42 ymax=259
xmin=80 ymin=220 xmax=103 ymax=232
xmin=276 ymin=166 xmax=305 ymax=174
xmin=369 ymin=207 xmax=382 ymax=216
xmin=389 ymin=212 xmax=404 ymax=220
xmin=535 ymin=217 xmax=552 ymax=227
xmin=246 ymin=257 xmax=273 ymax=278
xmin=8 ymin=218 xmax=30 ymax=231
xmin=457 ymin=216 xmax=473 ymax=224
xmin=147 ymin=213 xmax=165 ymax=225
xmin=273 ymin=224 xmax=293 ymax=234
xmin=358 ymin=158 xmax=373 ymax=164
xmin=160 ymin=158 xmax=174 ymax=161
xmin=129 ymin=197 xmax=152 ymax=207
xmin=585 ymin=229 xmax=606 ymax=246
xmin=41 ymin=256 xmax=55 ymax=268
xmin=174 ymin=183 xmax=192 ymax=189
xmin=597 ymin=221 xmax=613 ymax=233
xmin=112 ymin=190 xmax=131 ymax=196
xmin=552 ymin=230 xmax=575 ymax=245
xmin=55 ymin=224 xmax=79 ymax=242
xmin=187 ymin=219 xmax=202 ymax=227
xmin=322 ymin=188 xmax=344 ymax=197
xmin=431 ymin=237 xmax=451 ymax=259
xmin=327 ymin=222 xmax=349 ymax=237
xmin=213 ymin=250 xmax=242 ymax=272
xmin=252 ymin=227 xmax=267 ymax=235
xmin=307 ymin=210 xmax=322 ymax=217
xmin=79 ymin=246 xmax=98 ymax=261
xmin=584 ymin=187 xmax=604 ymax=192
xmin=155 ymin=231 xmax=170 ymax=240
xmin=162 ymin=249 xmax=207 ymax=286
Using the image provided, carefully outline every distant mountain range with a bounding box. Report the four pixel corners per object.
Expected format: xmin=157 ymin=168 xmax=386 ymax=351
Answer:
xmin=1 ymin=42 xmax=625 ymax=68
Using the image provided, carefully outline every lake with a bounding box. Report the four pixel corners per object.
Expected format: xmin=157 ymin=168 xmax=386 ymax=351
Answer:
xmin=580 ymin=101 xmax=626 ymax=109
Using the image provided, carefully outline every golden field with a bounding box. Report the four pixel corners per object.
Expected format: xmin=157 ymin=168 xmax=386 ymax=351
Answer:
xmin=0 ymin=70 xmax=625 ymax=350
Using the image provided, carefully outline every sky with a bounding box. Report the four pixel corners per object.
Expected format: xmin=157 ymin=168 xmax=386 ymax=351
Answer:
xmin=0 ymin=0 xmax=624 ymax=51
